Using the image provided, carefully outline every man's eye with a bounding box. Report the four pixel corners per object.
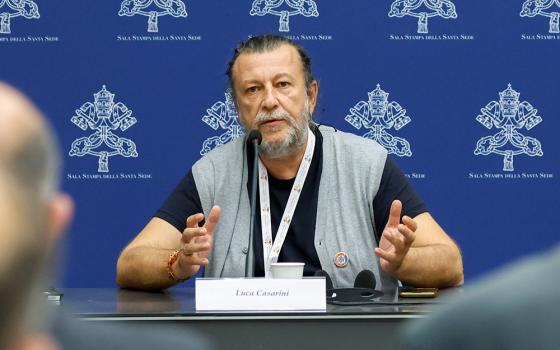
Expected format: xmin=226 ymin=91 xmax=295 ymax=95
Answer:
xmin=277 ymin=81 xmax=290 ymax=88
xmin=246 ymin=86 xmax=258 ymax=94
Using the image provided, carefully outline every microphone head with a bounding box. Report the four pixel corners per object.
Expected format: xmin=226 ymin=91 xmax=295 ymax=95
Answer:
xmin=314 ymin=269 xmax=334 ymax=291
xmin=354 ymin=270 xmax=376 ymax=290
xmin=247 ymin=130 xmax=262 ymax=145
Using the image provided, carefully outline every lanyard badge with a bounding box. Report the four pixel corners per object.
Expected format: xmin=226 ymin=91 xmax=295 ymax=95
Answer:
xmin=258 ymin=127 xmax=316 ymax=277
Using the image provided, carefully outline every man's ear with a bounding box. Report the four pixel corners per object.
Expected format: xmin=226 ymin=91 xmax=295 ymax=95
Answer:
xmin=308 ymin=80 xmax=319 ymax=115
xmin=46 ymin=193 xmax=74 ymax=245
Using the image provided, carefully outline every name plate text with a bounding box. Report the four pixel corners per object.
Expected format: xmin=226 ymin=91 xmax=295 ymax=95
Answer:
xmin=195 ymin=277 xmax=326 ymax=312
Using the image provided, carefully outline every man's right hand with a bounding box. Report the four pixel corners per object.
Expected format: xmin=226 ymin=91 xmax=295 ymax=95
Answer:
xmin=174 ymin=205 xmax=221 ymax=279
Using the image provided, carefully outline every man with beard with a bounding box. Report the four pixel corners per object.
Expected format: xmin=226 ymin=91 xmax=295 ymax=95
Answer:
xmin=116 ymin=35 xmax=463 ymax=291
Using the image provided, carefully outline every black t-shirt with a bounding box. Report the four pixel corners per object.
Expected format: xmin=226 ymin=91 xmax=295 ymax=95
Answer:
xmin=155 ymin=126 xmax=428 ymax=277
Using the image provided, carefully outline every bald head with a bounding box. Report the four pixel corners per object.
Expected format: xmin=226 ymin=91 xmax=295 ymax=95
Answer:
xmin=0 ymin=82 xmax=59 ymax=201
xmin=0 ymin=83 xmax=70 ymax=350
xmin=0 ymin=169 xmax=45 ymax=349
xmin=0 ymin=83 xmax=43 ymax=154
xmin=0 ymin=169 xmax=33 ymax=266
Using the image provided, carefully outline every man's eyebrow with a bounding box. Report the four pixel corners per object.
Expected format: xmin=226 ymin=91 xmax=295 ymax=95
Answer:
xmin=273 ymin=73 xmax=294 ymax=80
xmin=239 ymin=78 xmax=261 ymax=86
xmin=239 ymin=73 xmax=294 ymax=85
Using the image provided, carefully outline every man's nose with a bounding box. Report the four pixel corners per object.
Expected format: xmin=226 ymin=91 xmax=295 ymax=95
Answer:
xmin=261 ymin=86 xmax=279 ymax=110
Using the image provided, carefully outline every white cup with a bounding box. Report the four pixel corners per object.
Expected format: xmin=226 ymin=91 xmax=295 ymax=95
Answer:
xmin=270 ymin=262 xmax=305 ymax=279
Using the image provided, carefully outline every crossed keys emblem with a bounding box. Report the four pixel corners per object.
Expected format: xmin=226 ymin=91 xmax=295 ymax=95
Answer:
xmin=250 ymin=0 xmax=319 ymax=32
xmin=345 ymin=84 xmax=412 ymax=157
xmin=474 ymin=84 xmax=543 ymax=171
xmin=69 ymin=86 xmax=138 ymax=173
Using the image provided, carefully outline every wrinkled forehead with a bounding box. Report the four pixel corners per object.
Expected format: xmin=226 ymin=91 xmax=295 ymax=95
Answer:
xmin=231 ymin=44 xmax=304 ymax=84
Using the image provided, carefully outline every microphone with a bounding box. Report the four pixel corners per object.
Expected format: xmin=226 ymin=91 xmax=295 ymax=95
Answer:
xmin=354 ymin=269 xmax=376 ymax=290
xmin=314 ymin=269 xmax=334 ymax=291
xmin=247 ymin=129 xmax=263 ymax=145
xmin=245 ymin=130 xmax=262 ymax=277
xmin=316 ymin=269 xmax=382 ymax=305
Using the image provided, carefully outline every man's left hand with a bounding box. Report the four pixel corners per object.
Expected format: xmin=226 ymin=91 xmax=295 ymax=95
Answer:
xmin=375 ymin=200 xmax=418 ymax=275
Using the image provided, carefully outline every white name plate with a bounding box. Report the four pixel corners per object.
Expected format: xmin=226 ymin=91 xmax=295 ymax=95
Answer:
xmin=195 ymin=277 xmax=326 ymax=312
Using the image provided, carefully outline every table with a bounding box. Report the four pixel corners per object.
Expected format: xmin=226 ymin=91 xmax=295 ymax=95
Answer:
xmin=61 ymin=287 xmax=460 ymax=350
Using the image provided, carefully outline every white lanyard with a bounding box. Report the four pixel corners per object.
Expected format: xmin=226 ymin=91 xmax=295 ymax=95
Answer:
xmin=258 ymin=127 xmax=316 ymax=277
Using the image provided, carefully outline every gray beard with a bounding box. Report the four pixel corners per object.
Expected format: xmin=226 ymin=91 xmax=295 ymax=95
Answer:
xmin=249 ymin=102 xmax=311 ymax=160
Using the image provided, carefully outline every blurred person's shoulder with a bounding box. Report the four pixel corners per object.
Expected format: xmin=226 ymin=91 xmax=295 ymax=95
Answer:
xmin=51 ymin=311 xmax=213 ymax=350
xmin=401 ymin=244 xmax=560 ymax=350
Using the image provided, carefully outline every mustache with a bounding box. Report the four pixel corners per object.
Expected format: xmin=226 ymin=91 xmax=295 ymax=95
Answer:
xmin=254 ymin=109 xmax=294 ymax=126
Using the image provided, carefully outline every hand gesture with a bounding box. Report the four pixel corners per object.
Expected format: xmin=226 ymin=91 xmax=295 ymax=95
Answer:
xmin=374 ymin=200 xmax=417 ymax=275
xmin=175 ymin=206 xmax=221 ymax=278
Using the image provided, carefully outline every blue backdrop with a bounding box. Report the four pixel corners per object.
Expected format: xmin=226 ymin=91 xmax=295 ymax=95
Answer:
xmin=1 ymin=0 xmax=558 ymax=287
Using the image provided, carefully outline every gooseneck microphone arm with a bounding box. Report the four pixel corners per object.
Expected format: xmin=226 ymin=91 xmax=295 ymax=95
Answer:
xmin=245 ymin=130 xmax=262 ymax=277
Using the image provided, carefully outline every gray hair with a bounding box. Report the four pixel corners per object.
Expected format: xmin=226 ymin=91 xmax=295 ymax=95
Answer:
xmin=226 ymin=35 xmax=315 ymax=98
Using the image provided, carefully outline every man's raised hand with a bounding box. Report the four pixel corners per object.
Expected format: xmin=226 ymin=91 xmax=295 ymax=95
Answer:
xmin=374 ymin=200 xmax=417 ymax=275
xmin=175 ymin=206 xmax=221 ymax=278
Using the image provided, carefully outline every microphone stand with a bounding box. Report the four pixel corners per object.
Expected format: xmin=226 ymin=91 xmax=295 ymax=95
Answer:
xmin=245 ymin=135 xmax=260 ymax=277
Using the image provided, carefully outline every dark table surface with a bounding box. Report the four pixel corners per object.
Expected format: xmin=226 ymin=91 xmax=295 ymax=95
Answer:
xmin=60 ymin=286 xmax=461 ymax=319
xmin=58 ymin=287 xmax=462 ymax=349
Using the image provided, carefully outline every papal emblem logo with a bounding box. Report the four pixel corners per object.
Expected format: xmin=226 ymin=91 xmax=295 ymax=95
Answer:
xmin=520 ymin=0 xmax=560 ymax=33
xmin=119 ymin=0 xmax=187 ymax=33
xmin=200 ymin=89 xmax=245 ymax=155
xmin=69 ymin=86 xmax=139 ymax=173
xmin=345 ymin=84 xmax=412 ymax=157
xmin=0 ymin=0 xmax=39 ymax=34
xmin=250 ymin=0 xmax=319 ymax=32
xmin=389 ymin=0 xmax=457 ymax=34
xmin=474 ymin=84 xmax=543 ymax=172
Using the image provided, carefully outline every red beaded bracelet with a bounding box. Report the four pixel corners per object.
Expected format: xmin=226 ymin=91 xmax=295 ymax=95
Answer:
xmin=167 ymin=250 xmax=187 ymax=282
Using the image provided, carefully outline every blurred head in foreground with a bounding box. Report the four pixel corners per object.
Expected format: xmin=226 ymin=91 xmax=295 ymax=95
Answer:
xmin=0 ymin=82 xmax=73 ymax=350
